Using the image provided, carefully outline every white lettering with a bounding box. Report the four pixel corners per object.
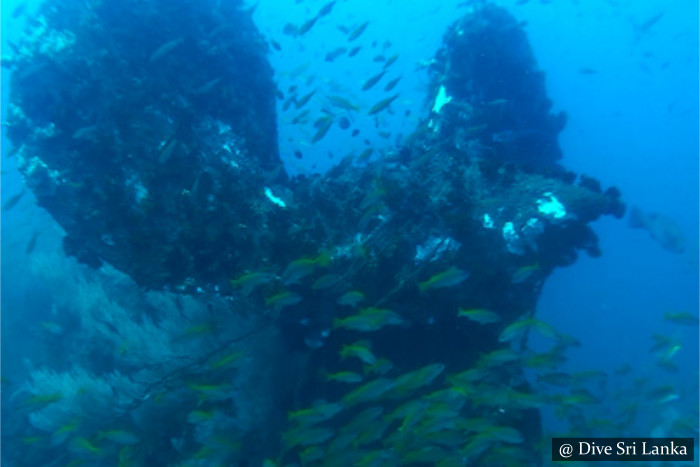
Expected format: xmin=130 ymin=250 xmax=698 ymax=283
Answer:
xmin=579 ymin=442 xmax=611 ymax=455
xmin=617 ymin=441 xmax=636 ymax=455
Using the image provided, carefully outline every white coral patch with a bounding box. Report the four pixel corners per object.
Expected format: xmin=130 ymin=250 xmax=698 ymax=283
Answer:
xmin=414 ymin=235 xmax=461 ymax=263
xmin=432 ymin=85 xmax=452 ymax=114
xmin=264 ymin=187 xmax=286 ymax=208
xmin=537 ymin=192 xmax=566 ymax=219
xmin=502 ymin=221 xmax=525 ymax=255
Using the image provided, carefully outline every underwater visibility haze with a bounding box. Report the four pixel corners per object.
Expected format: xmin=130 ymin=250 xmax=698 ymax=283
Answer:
xmin=0 ymin=0 xmax=697 ymax=466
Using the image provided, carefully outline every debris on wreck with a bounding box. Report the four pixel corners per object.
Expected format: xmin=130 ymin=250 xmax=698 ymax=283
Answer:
xmin=421 ymin=3 xmax=569 ymax=171
xmin=4 ymin=0 xmax=282 ymax=289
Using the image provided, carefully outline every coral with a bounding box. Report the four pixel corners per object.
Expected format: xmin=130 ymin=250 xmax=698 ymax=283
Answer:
xmin=3 ymin=249 xmax=290 ymax=465
xmin=24 ymin=367 xmax=140 ymax=439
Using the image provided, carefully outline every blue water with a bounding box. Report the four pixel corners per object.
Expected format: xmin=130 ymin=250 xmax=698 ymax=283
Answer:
xmin=1 ymin=0 xmax=697 ymax=464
